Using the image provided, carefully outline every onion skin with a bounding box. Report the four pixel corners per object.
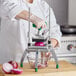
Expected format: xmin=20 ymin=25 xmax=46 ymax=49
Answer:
xmin=2 ymin=68 xmax=11 ymax=74
xmin=35 ymin=42 xmax=45 ymax=46
xmin=2 ymin=62 xmax=23 ymax=74
xmin=8 ymin=61 xmax=18 ymax=69
xmin=11 ymin=69 xmax=23 ymax=74
xmin=2 ymin=63 xmax=13 ymax=74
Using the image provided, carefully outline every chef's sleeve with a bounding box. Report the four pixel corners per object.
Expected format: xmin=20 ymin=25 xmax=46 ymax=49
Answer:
xmin=43 ymin=1 xmax=62 ymax=47
xmin=49 ymin=8 xmax=62 ymax=47
xmin=0 ymin=0 xmax=26 ymax=20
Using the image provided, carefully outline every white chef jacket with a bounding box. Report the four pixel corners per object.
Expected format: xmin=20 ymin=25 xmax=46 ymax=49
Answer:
xmin=0 ymin=0 xmax=62 ymax=64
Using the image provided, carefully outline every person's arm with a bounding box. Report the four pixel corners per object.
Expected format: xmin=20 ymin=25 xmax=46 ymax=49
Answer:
xmin=1 ymin=0 xmax=46 ymax=28
xmin=49 ymin=8 xmax=62 ymax=47
xmin=15 ymin=10 xmax=31 ymax=20
xmin=41 ymin=1 xmax=62 ymax=47
xmin=15 ymin=10 xmax=46 ymax=28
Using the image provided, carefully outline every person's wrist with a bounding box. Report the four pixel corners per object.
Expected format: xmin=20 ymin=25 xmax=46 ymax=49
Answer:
xmin=30 ymin=14 xmax=36 ymax=23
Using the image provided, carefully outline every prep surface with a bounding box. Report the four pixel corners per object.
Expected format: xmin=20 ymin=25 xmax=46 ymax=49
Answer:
xmin=0 ymin=61 xmax=76 ymax=76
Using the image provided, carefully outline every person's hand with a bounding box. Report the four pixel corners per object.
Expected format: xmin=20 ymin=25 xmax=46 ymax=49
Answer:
xmin=30 ymin=15 xmax=46 ymax=29
xmin=50 ymin=38 xmax=58 ymax=48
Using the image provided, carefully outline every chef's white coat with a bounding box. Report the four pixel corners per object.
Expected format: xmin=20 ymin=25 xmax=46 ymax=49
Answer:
xmin=0 ymin=0 xmax=62 ymax=64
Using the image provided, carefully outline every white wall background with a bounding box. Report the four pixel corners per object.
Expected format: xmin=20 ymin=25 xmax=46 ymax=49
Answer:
xmin=0 ymin=1 xmax=1 ymax=30
xmin=68 ymin=0 xmax=76 ymax=25
xmin=46 ymin=0 xmax=68 ymax=25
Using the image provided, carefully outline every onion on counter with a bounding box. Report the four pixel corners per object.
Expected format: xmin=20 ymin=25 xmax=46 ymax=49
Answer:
xmin=2 ymin=63 xmax=13 ymax=74
xmin=8 ymin=61 xmax=18 ymax=69
xmin=2 ymin=61 xmax=23 ymax=74
xmin=11 ymin=69 xmax=23 ymax=74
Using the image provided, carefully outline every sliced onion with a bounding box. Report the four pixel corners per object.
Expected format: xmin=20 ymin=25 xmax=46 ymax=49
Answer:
xmin=2 ymin=63 xmax=13 ymax=74
xmin=11 ymin=69 xmax=23 ymax=74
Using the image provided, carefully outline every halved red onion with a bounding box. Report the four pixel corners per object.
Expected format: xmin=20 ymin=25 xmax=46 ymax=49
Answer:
xmin=11 ymin=69 xmax=23 ymax=74
xmin=2 ymin=63 xmax=13 ymax=74
xmin=8 ymin=61 xmax=18 ymax=69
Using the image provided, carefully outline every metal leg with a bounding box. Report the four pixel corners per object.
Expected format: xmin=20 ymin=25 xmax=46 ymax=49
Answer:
xmin=35 ymin=50 xmax=38 ymax=72
xmin=50 ymin=48 xmax=59 ymax=69
xmin=20 ymin=49 xmax=27 ymax=67
xmin=20 ymin=46 xmax=59 ymax=69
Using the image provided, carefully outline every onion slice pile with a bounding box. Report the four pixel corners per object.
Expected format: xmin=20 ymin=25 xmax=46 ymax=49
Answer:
xmin=2 ymin=61 xmax=23 ymax=74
